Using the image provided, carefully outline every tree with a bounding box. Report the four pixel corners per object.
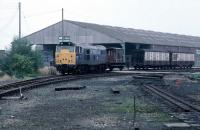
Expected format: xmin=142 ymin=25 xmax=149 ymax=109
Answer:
xmin=0 ymin=38 xmax=43 ymax=78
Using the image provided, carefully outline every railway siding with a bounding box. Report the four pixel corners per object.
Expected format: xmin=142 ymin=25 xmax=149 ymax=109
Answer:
xmin=132 ymin=72 xmax=200 ymax=127
xmin=144 ymin=85 xmax=200 ymax=112
xmin=0 ymin=72 xmax=132 ymax=98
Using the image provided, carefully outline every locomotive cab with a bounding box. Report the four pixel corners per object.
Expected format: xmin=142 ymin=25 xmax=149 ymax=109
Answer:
xmin=55 ymin=43 xmax=76 ymax=74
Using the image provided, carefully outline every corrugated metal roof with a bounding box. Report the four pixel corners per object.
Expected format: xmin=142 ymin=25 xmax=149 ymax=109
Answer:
xmin=67 ymin=20 xmax=200 ymax=48
xmin=25 ymin=20 xmax=200 ymax=48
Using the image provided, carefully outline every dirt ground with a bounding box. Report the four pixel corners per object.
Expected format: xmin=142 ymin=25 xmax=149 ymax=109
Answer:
xmin=0 ymin=75 xmax=178 ymax=130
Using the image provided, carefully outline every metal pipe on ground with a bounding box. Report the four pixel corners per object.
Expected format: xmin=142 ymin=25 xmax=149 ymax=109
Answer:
xmin=55 ymin=86 xmax=86 ymax=91
xmin=111 ymin=88 xmax=120 ymax=94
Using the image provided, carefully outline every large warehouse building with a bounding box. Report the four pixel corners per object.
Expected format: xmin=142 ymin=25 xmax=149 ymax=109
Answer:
xmin=24 ymin=20 xmax=200 ymax=67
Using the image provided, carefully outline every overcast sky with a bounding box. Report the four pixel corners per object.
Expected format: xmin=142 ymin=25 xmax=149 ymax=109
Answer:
xmin=1 ymin=0 xmax=200 ymax=49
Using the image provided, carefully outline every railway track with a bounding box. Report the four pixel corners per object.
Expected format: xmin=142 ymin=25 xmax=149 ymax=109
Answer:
xmin=144 ymin=85 xmax=200 ymax=112
xmin=0 ymin=75 xmax=58 ymax=90
xmin=0 ymin=73 xmax=131 ymax=98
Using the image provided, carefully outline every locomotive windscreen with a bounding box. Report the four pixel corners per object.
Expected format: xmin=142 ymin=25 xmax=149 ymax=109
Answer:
xmin=56 ymin=45 xmax=75 ymax=52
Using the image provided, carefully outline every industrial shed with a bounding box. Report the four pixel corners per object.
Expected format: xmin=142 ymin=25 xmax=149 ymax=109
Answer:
xmin=24 ymin=20 xmax=200 ymax=67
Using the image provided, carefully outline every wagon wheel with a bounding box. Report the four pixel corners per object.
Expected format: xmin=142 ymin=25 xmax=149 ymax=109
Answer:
xmin=119 ymin=67 xmax=123 ymax=71
xmin=61 ymin=70 xmax=65 ymax=75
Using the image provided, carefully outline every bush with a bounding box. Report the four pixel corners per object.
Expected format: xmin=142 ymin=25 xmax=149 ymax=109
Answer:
xmin=11 ymin=54 xmax=34 ymax=77
xmin=0 ymin=38 xmax=43 ymax=78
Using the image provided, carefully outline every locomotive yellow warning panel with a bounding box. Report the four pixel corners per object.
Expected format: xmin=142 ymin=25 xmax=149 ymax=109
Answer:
xmin=55 ymin=46 xmax=76 ymax=65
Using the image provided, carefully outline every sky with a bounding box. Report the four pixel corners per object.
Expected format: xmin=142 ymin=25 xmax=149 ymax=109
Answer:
xmin=1 ymin=0 xmax=200 ymax=49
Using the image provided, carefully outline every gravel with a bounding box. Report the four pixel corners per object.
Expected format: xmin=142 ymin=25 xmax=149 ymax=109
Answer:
xmin=0 ymin=76 xmax=176 ymax=130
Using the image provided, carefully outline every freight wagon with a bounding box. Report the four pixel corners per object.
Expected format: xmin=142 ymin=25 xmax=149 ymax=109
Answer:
xmin=171 ymin=53 xmax=195 ymax=68
xmin=107 ymin=48 xmax=125 ymax=71
xmin=132 ymin=50 xmax=194 ymax=69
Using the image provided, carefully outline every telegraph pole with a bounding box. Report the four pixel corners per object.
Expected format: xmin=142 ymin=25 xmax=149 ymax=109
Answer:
xmin=19 ymin=2 xmax=21 ymax=39
xmin=62 ymin=8 xmax=64 ymax=43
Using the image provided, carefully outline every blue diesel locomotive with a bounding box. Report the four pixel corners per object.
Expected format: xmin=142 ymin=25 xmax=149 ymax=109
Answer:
xmin=55 ymin=42 xmax=125 ymax=74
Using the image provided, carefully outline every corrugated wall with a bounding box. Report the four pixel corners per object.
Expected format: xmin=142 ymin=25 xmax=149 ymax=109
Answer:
xmin=25 ymin=21 xmax=122 ymax=45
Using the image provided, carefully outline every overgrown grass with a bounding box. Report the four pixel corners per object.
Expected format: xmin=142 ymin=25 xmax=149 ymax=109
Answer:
xmin=105 ymin=98 xmax=158 ymax=113
xmin=0 ymin=73 xmax=12 ymax=81
xmin=0 ymin=66 xmax=58 ymax=81
xmin=39 ymin=66 xmax=58 ymax=76
xmin=0 ymin=71 xmax=4 ymax=77
xmin=102 ymin=98 xmax=175 ymax=122
xmin=140 ymin=112 xmax=175 ymax=122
